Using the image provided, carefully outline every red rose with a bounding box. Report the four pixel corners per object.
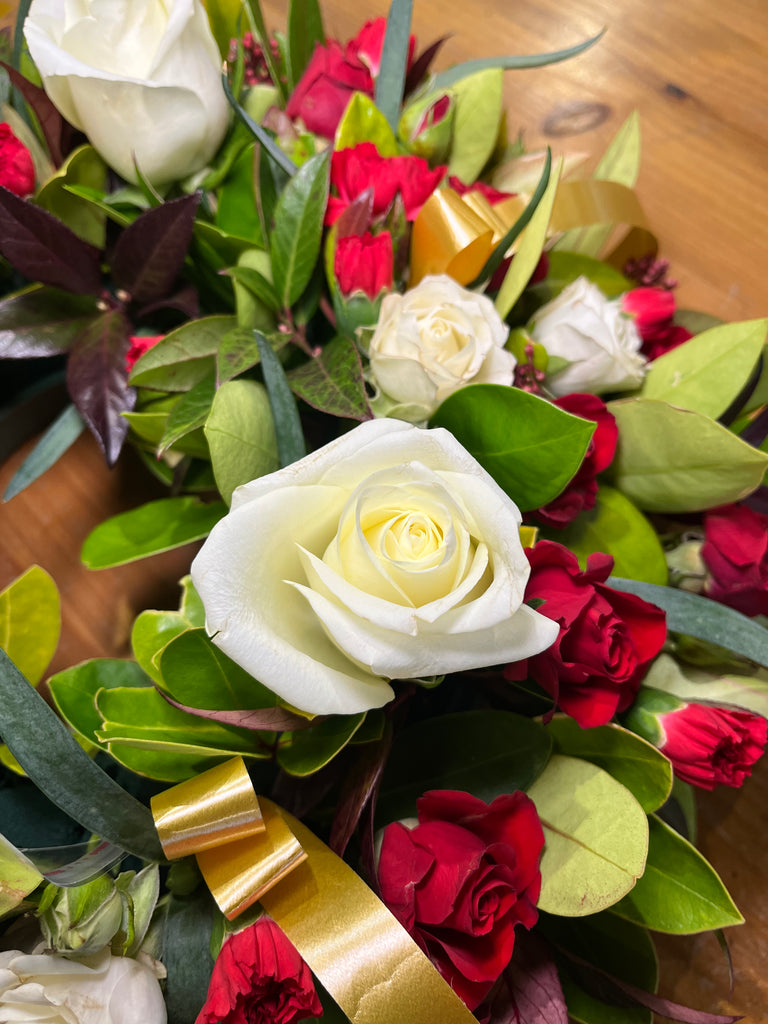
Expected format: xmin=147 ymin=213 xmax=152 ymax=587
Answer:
xmin=125 ymin=334 xmax=163 ymax=373
xmin=701 ymin=503 xmax=768 ymax=617
xmin=325 ymin=142 xmax=446 ymax=225
xmin=621 ymin=287 xmax=692 ymax=361
xmin=196 ymin=917 xmax=322 ymax=1024
xmin=658 ymin=703 xmax=767 ymax=790
xmin=351 ymin=18 xmax=415 ymax=78
xmin=377 ymin=789 xmax=543 ymax=1011
xmin=504 ymin=541 xmax=667 ymax=727
xmin=0 ymin=123 xmax=35 ymax=197
xmin=334 ymin=231 xmax=393 ymax=298
xmin=285 ymin=40 xmax=373 ymax=139
xmin=533 ymin=393 xmax=618 ymax=528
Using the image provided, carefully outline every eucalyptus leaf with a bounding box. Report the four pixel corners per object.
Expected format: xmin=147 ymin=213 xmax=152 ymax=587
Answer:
xmin=287 ymin=335 xmax=371 ymax=420
xmin=447 ymin=68 xmax=503 ymax=184
xmin=3 ymin=404 xmax=85 ymax=502
xmin=276 ymin=713 xmax=366 ymax=776
xmin=128 ymin=316 xmax=237 ymax=392
xmin=374 ymin=0 xmax=413 ymax=131
xmin=643 ymin=652 xmax=768 ymax=718
xmin=163 ymin=891 xmax=216 ymax=1024
xmin=0 ymin=565 xmax=60 ymax=686
xmin=204 ymin=378 xmax=280 ymax=503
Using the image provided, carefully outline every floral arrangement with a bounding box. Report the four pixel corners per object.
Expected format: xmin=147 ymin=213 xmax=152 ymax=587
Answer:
xmin=0 ymin=1 xmax=767 ymax=1023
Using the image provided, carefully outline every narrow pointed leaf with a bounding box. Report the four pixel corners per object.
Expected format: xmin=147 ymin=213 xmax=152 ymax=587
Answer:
xmin=287 ymin=0 xmax=325 ymax=90
xmin=2 ymin=60 xmax=66 ymax=166
xmin=270 ymin=148 xmax=330 ymax=308
xmin=254 ymin=331 xmax=307 ymax=465
xmin=222 ymin=72 xmax=296 ymax=177
xmin=3 ymin=404 xmax=85 ymax=501
xmin=375 ymin=0 xmax=413 ymax=130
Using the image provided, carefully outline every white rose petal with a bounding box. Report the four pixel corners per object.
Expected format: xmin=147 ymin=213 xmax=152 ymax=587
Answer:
xmin=367 ymin=274 xmax=516 ymax=422
xmin=24 ymin=0 xmax=229 ymax=184
xmin=191 ymin=419 xmax=559 ymax=716
xmin=531 ymin=276 xmax=647 ymax=396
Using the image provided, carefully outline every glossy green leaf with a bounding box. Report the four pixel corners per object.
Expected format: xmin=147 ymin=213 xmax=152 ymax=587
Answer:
xmin=643 ymin=652 xmax=768 ymax=718
xmin=277 ymin=714 xmax=366 ymax=776
xmin=0 ymin=833 xmax=44 ymax=918
xmin=286 ymin=0 xmax=325 ymax=90
xmin=204 ymin=378 xmax=280 ymax=503
xmin=546 ymin=717 xmax=672 ymax=813
xmin=3 ymin=404 xmax=85 ymax=502
xmin=34 ymin=145 xmax=108 ymax=248
xmin=430 ymin=383 xmax=594 ymax=510
xmin=528 ymin=755 xmax=648 ymax=916
xmin=131 ymin=612 xmax=191 ymax=685
xmin=335 ymin=92 xmax=399 ymax=156
xmin=374 ymin=0 xmax=413 ymax=130
xmin=271 ymin=148 xmax=330 ymax=308
xmin=179 ymin=576 xmax=206 ymax=628
xmin=640 ymin=318 xmax=767 ymax=419
xmin=81 ymin=497 xmax=227 ymax=569
xmin=158 ymin=374 xmax=216 ymax=455
xmin=608 ymin=398 xmax=768 ymax=512
xmin=0 ymin=565 xmax=60 ymax=685
xmin=613 ymin=815 xmax=743 ymax=933
xmin=447 ymin=68 xmax=503 ymax=184
xmin=226 ymin=265 xmax=280 ymax=313
xmin=254 ymin=331 xmax=307 ymax=465
xmin=287 ymin=335 xmax=371 ymax=420
xmin=215 ymin=143 xmax=264 ymax=247
xmin=128 ymin=316 xmax=237 ymax=392
xmin=48 ymin=658 xmax=152 ymax=744
xmin=529 ymin=250 xmax=631 ymax=302
xmin=544 ymin=484 xmax=668 ymax=585
xmin=203 ymin=0 xmax=243 ymax=55
xmin=377 ymin=710 xmax=552 ymax=823
xmin=216 ymin=328 xmax=264 ymax=383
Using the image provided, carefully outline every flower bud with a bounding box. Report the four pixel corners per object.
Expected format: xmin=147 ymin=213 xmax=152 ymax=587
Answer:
xmin=39 ymin=875 xmax=124 ymax=956
xmin=399 ymin=93 xmax=455 ymax=164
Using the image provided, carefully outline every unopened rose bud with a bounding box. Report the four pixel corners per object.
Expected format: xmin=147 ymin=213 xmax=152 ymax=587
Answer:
xmin=399 ymin=93 xmax=455 ymax=164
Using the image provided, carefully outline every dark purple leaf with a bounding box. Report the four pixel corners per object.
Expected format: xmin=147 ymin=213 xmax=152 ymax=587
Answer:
xmin=66 ymin=309 xmax=134 ymax=466
xmin=333 ymin=188 xmax=374 ymax=239
xmin=740 ymin=403 xmax=768 ymax=448
xmin=483 ymin=933 xmax=568 ymax=1024
xmin=0 ymin=187 xmax=103 ymax=294
xmin=743 ymin=484 xmax=768 ymax=515
xmin=111 ymin=193 xmax=202 ymax=304
xmin=158 ymin=689 xmax=313 ymax=733
xmin=0 ymin=286 xmax=99 ymax=357
xmin=329 ymin=726 xmax=393 ymax=858
xmin=137 ymin=284 xmax=200 ymax=321
xmin=1 ymin=62 xmax=69 ymax=166
xmin=404 ymin=36 xmax=451 ymax=95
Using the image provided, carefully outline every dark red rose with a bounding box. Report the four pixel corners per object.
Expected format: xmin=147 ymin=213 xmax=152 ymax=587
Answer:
xmin=325 ymin=142 xmax=446 ymax=225
xmin=658 ymin=703 xmax=767 ymax=790
xmin=0 ymin=123 xmax=35 ymax=197
xmin=196 ymin=917 xmax=322 ymax=1024
xmin=621 ymin=286 xmax=692 ymax=361
xmin=504 ymin=541 xmax=667 ymax=727
xmin=285 ymin=40 xmax=373 ymax=139
xmin=377 ymin=789 xmax=544 ymax=1012
xmin=533 ymin=394 xmax=618 ymax=528
xmin=701 ymin=503 xmax=768 ymax=617
xmin=125 ymin=334 xmax=163 ymax=373
xmin=334 ymin=231 xmax=393 ymax=298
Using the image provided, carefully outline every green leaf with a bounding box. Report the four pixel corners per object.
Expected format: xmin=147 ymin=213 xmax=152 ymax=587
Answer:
xmin=158 ymin=374 xmax=217 ymax=455
xmin=222 ymin=68 xmax=295 ymax=177
xmin=640 ymin=318 xmax=767 ymax=419
xmin=287 ymin=335 xmax=371 ymax=420
xmin=494 ymin=157 xmax=562 ymax=319
xmin=129 ymin=316 xmax=237 ymax=392
xmin=163 ymin=891 xmax=216 ymax=1024
xmin=254 ymin=331 xmax=307 ymax=466
xmin=34 ymin=145 xmax=108 ymax=248
xmin=335 ymin=92 xmax=399 ymax=156
xmin=204 ymin=378 xmax=280 ymax=503
xmin=3 ymin=404 xmax=85 ymax=502
xmin=447 ymin=68 xmax=503 ymax=184
xmin=377 ymin=710 xmax=552 ymax=823
xmin=674 ymin=309 xmax=724 ymax=336
xmin=0 ymin=833 xmax=44 ymax=918
xmin=607 ymin=580 xmax=768 ymax=669
xmin=179 ymin=576 xmax=206 ymax=628
xmin=543 ymin=484 xmax=668 ymax=585
xmin=271 ymin=148 xmax=330 ymax=308
xmin=81 ymin=497 xmax=227 ymax=569
xmin=131 ymin=612 xmax=191 ymax=685
xmin=243 ymin=0 xmax=288 ymax=104
xmin=48 ymin=659 xmax=153 ymax=744
xmin=0 ymin=285 xmax=98 ymax=358
xmin=0 ymin=649 xmax=162 ymax=861
xmin=215 ymin=328 xmax=263 ymax=383
xmin=546 ymin=717 xmax=672 ymax=813
xmin=374 ymin=0 xmax=413 ymax=131
xmin=613 ymin=815 xmax=743 ymax=933
xmin=529 ymin=250 xmax=631 ymax=302
xmin=608 ymin=398 xmax=768 ymax=512
xmin=430 ymin=384 xmax=595 ymax=511
xmin=0 ymin=565 xmax=60 ymax=686
xmin=277 ymin=714 xmax=366 ymax=776
xmin=226 ymin=265 xmax=280 ymax=313
xmin=643 ymin=652 xmax=768 ymax=718
xmin=215 ymin=143 xmax=265 ymax=247
xmin=286 ymin=0 xmax=325 ymax=90
xmin=203 ymin=0 xmax=243 ymax=55
xmin=232 ymin=247 xmax=278 ymax=331
xmin=527 ymin=755 xmax=648 ymax=916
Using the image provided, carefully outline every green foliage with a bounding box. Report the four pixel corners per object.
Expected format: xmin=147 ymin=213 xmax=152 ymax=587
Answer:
xmin=0 ymin=565 xmax=59 ymax=686
xmin=0 ymin=834 xmax=43 ymax=919
xmin=129 ymin=316 xmax=237 ymax=392
xmin=287 ymin=336 xmax=371 ymax=420
xmin=374 ymin=0 xmax=413 ymax=131
xmin=447 ymin=69 xmax=503 ymax=184
xmin=204 ymin=378 xmax=280 ymax=503
xmin=34 ymin=145 xmax=108 ymax=248
xmin=277 ymin=713 xmax=366 ymax=775
xmin=644 ymin=652 xmax=768 ymax=719
xmin=336 ymin=93 xmax=399 ymax=156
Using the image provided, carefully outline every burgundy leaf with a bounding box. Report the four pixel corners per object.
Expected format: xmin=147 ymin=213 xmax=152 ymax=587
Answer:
xmin=333 ymin=188 xmax=374 ymax=239
xmin=0 ymin=287 xmax=99 ymax=358
xmin=158 ymin=689 xmax=313 ymax=733
xmin=330 ymin=725 xmax=393 ymax=859
xmin=0 ymin=62 xmax=69 ymax=166
xmin=66 ymin=309 xmax=134 ymax=466
xmin=483 ymin=933 xmax=568 ymax=1024
xmin=404 ymin=37 xmax=451 ymax=95
xmin=111 ymin=192 xmax=202 ymax=304
xmin=137 ymin=283 xmax=200 ymax=321
xmin=0 ymin=187 xmax=103 ymax=294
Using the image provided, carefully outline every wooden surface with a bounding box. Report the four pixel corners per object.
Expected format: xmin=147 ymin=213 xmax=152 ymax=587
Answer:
xmin=2 ymin=0 xmax=767 ymax=1020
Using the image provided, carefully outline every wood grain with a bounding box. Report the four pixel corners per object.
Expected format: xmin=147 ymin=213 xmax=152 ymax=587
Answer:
xmin=1 ymin=0 xmax=767 ymax=1020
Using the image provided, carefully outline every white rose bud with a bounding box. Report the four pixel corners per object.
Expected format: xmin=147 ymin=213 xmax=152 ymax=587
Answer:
xmin=191 ymin=419 xmax=558 ymax=716
xmin=24 ymin=0 xmax=229 ymax=185
xmin=367 ymin=274 xmax=516 ymax=422
xmin=530 ymin=276 xmax=647 ymax=396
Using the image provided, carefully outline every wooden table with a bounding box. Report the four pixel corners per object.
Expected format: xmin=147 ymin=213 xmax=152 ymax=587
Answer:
xmin=1 ymin=0 xmax=767 ymax=1020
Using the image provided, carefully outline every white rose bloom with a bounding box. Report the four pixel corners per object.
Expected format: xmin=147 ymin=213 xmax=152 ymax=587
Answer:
xmin=368 ymin=274 xmax=516 ymax=423
xmin=24 ymin=0 xmax=229 ymax=184
xmin=191 ymin=419 xmax=558 ymax=716
xmin=0 ymin=949 xmax=166 ymax=1023
xmin=530 ymin=276 xmax=647 ymax=396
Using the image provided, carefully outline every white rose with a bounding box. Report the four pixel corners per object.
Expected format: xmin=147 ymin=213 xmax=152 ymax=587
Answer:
xmin=24 ymin=0 xmax=229 ymax=185
xmin=367 ymin=274 xmax=516 ymax=422
xmin=191 ymin=419 xmax=558 ymax=716
xmin=530 ymin=276 xmax=647 ymax=396
xmin=0 ymin=949 xmax=166 ymax=1024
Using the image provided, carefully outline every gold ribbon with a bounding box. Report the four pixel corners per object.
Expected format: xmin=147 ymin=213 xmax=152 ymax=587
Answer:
xmin=410 ymin=179 xmax=657 ymax=286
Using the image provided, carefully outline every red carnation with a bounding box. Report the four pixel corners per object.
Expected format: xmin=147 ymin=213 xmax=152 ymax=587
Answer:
xmin=125 ymin=334 xmax=163 ymax=373
xmin=701 ymin=503 xmax=768 ymax=617
xmin=334 ymin=231 xmax=393 ymax=298
xmin=505 ymin=541 xmax=667 ymax=727
xmin=621 ymin=286 xmax=692 ymax=361
xmin=196 ymin=917 xmax=322 ymax=1024
xmin=378 ymin=789 xmax=543 ymax=1012
xmin=0 ymin=123 xmax=35 ymax=197
xmin=658 ymin=703 xmax=767 ymax=790
xmin=533 ymin=393 xmax=618 ymax=528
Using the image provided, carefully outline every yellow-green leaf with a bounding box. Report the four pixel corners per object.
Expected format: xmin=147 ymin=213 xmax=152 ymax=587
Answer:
xmin=0 ymin=834 xmax=43 ymax=918
xmin=0 ymin=566 xmax=60 ymax=686
xmin=447 ymin=68 xmax=503 ymax=183
xmin=335 ymin=93 xmax=399 ymax=156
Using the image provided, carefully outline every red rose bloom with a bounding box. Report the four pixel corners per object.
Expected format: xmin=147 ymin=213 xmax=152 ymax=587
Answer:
xmin=621 ymin=286 xmax=692 ymax=361
xmin=0 ymin=123 xmax=35 ymax=197
xmin=334 ymin=231 xmax=393 ymax=298
xmin=504 ymin=541 xmax=667 ymax=727
xmin=701 ymin=503 xmax=768 ymax=617
xmin=533 ymin=393 xmax=618 ymax=528
xmin=351 ymin=18 xmax=415 ymax=78
xmin=125 ymin=334 xmax=163 ymax=373
xmin=377 ymin=789 xmax=544 ymax=1012
xmin=196 ymin=917 xmax=322 ymax=1024
xmin=658 ymin=703 xmax=767 ymax=790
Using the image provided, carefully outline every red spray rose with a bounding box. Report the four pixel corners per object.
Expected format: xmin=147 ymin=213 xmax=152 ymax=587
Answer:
xmin=334 ymin=231 xmax=393 ymax=298
xmin=125 ymin=334 xmax=164 ymax=373
xmin=504 ymin=541 xmax=667 ymax=727
xmin=377 ymin=789 xmax=544 ymax=1012
xmin=0 ymin=123 xmax=35 ymax=197
xmin=621 ymin=286 xmax=692 ymax=361
xmin=658 ymin=703 xmax=767 ymax=790
xmin=196 ymin=917 xmax=322 ymax=1024
xmin=701 ymin=503 xmax=768 ymax=617
xmin=533 ymin=393 xmax=618 ymax=528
